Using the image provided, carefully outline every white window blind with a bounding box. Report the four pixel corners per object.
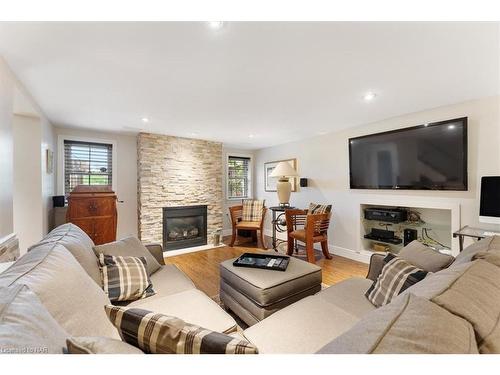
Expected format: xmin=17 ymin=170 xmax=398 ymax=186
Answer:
xmin=64 ymin=140 xmax=113 ymax=195
xmin=227 ymin=156 xmax=251 ymax=199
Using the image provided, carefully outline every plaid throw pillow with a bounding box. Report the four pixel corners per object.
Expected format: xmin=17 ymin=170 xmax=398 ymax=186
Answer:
xmin=99 ymin=254 xmax=155 ymax=302
xmin=365 ymin=253 xmax=428 ymax=307
xmin=241 ymin=200 xmax=264 ymax=222
xmin=308 ymin=202 xmax=332 ymax=214
xmin=105 ymin=305 xmax=258 ymax=354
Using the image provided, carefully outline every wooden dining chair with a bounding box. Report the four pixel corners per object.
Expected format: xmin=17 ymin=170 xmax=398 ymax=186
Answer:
xmin=285 ymin=208 xmax=332 ymax=263
xmin=228 ymin=200 xmax=267 ymax=250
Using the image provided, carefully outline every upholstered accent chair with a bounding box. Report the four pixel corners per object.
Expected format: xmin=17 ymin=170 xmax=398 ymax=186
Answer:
xmin=229 ymin=200 xmax=267 ymax=250
xmin=285 ymin=205 xmax=332 ymax=264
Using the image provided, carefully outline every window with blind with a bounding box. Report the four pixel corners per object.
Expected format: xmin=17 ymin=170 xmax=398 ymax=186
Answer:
xmin=64 ymin=140 xmax=113 ymax=195
xmin=227 ymin=156 xmax=251 ymax=199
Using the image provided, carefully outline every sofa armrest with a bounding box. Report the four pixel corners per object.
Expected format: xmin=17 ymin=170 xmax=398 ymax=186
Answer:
xmin=366 ymin=253 xmax=386 ymax=281
xmin=144 ymin=243 xmax=165 ymax=265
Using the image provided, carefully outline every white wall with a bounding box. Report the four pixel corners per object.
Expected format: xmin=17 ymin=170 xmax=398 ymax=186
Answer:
xmin=13 ymin=115 xmax=43 ymax=253
xmin=0 ymin=57 xmax=56 ymax=250
xmin=0 ymin=58 xmax=15 ymax=242
xmin=54 ymin=127 xmax=138 ymax=238
xmin=255 ymin=96 xmax=500 ymax=261
xmin=222 ymin=147 xmax=256 ymax=233
xmin=41 ymin=116 xmax=56 ymax=234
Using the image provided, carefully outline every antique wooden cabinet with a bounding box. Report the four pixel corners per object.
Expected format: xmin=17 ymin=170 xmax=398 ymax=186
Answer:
xmin=66 ymin=185 xmax=117 ymax=245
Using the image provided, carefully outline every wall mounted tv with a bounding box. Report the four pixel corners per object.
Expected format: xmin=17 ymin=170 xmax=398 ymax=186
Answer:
xmin=349 ymin=117 xmax=468 ymax=190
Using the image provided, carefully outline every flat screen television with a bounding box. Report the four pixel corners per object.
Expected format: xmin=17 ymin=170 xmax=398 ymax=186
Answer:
xmin=349 ymin=117 xmax=468 ymax=190
xmin=479 ymin=176 xmax=500 ymax=224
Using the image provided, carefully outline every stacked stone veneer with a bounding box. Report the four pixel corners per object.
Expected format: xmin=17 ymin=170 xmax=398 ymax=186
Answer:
xmin=137 ymin=133 xmax=223 ymax=246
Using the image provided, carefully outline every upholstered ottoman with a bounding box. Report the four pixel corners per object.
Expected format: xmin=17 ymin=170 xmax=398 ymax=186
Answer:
xmin=219 ymin=255 xmax=322 ymax=326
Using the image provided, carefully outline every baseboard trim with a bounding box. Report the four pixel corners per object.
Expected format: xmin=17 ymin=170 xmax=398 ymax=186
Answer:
xmin=328 ymin=245 xmax=371 ymax=264
xmin=164 ymin=243 xmax=225 ymax=258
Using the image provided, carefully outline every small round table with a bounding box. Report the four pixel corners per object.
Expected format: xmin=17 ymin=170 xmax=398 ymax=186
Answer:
xmin=269 ymin=206 xmax=298 ymax=252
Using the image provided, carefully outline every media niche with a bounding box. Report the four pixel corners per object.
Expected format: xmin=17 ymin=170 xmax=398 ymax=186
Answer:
xmin=349 ymin=117 xmax=467 ymax=190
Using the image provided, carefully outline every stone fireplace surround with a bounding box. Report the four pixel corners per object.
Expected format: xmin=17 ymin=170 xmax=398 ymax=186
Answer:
xmin=137 ymin=133 xmax=223 ymax=248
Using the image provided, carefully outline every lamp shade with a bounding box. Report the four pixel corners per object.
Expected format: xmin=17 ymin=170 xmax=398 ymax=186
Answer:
xmin=270 ymin=161 xmax=298 ymax=178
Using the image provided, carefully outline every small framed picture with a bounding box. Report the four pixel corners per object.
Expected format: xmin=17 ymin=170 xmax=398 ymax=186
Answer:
xmin=264 ymin=158 xmax=297 ymax=192
xmin=46 ymin=148 xmax=53 ymax=174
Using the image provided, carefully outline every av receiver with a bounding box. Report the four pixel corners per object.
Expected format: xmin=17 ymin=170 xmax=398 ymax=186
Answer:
xmin=364 ymin=207 xmax=408 ymax=223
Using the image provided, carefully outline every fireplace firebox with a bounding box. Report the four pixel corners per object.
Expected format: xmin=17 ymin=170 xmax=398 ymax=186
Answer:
xmin=163 ymin=205 xmax=207 ymax=251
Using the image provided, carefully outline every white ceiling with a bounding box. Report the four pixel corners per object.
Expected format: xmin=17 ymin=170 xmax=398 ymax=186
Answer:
xmin=0 ymin=22 xmax=498 ymax=149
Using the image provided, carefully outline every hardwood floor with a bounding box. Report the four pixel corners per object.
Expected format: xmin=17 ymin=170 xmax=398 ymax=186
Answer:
xmin=164 ymin=236 xmax=368 ymax=297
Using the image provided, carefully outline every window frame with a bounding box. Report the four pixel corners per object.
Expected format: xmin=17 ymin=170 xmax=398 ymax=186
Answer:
xmin=57 ymin=135 xmax=117 ymax=196
xmin=226 ymin=153 xmax=253 ymax=201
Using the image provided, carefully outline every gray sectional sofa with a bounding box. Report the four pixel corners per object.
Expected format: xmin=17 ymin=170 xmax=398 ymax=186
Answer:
xmin=0 ymin=223 xmax=237 ymax=343
xmin=1 ymin=223 xmax=499 ymax=354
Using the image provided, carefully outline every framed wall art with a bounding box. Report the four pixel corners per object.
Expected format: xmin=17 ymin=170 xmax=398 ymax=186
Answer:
xmin=264 ymin=158 xmax=297 ymax=192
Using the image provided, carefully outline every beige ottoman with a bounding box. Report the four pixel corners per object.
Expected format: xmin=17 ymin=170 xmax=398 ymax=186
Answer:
xmin=219 ymin=255 xmax=322 ymax=326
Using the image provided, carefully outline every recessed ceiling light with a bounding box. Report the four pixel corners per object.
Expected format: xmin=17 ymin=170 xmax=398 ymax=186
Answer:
xmin=248 ymin=134 xmax=255 ymax=138
xmin=208 ymin=21 xmax=224 ymax=30
xmin=363 ymin=92 xmax=377 ymax=102
xmin=141 ymin=117 xmax=149 ymax=123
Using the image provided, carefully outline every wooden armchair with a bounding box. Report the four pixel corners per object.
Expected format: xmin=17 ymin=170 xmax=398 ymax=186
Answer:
xmin=229 ymin=204 xmax=268 ymax=250
xmin=285 ymin=209 xmax=332 ymax=264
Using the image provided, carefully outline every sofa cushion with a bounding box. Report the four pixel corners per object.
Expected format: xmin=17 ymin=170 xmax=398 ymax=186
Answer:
xmin=0 ymin=284 xmax=69 ymax=354
xmin=400 ymin=259 xmax=500 ymax=353
xmin=431 ymin=260 xmax=500 ymax=354
xmin=242 ymin=294 xmax=359 ymax=353
xmin=317 ymin=293 xmax=478 ymax=354
xmin=398 ymin=240 xmax=454 ymax=272
xmin=452 ymin=236 xmax=500 ymax=266
xmin=29 ymin=223 xmax=102 ymax=285
xmin=317 ymin=278 xmax=376 ymax=319
xmin=66 ymin=336 xmax=144 ymax=354
xmin=99 ymin=254 xmax=155 ymax=302
xmin=0 ymin=243 xmax=119 ymax=339
xmin=148 ymin=264 xmax=196 ymax=296
xmin=93 ymin=236 xmax=161 ymax=276
xmin=366 ymin=253 xmax=428 ymax=307
xmin=105 ymin=305 xmax=258 ymax=354
xmin=400 ymin=261 xmax=472 ymax=300
xmin=125 ymin=289 xmax=238 ymax=334
xmin=473 ymin=249 xmax=500 ymax=267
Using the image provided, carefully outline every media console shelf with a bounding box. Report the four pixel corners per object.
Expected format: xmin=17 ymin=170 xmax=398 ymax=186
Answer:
xmin=360 ymin=202 xmax=455 ymax=256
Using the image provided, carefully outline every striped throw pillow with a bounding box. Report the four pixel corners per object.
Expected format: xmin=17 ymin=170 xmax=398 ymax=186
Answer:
xmin=308 ymin=202 xmax=332 ymax=214
xmin=242 ymin=200 xmax=265 ymax=222
xmin=99 ymin=254 xmax=155 ymax=302
xmin=365 ymin=253 xmax=428 ymax=307
xmin=305 ymin=203 xmax=332 ymax=231
xmin=105 ymin=305 xmax=258 ymax=354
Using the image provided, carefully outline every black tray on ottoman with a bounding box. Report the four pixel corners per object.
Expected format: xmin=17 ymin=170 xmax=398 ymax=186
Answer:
xmin=233 ymin=253 xmax=290 ymax=271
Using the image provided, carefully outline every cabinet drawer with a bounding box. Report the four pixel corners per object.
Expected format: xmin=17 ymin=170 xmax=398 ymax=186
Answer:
xmin=93 ymin=217 xmax=117 ymax=245
xmin=69 ymin=218 xmax=94 ymax=240
xmin=69 ymin=198 xmax=116 ymax=218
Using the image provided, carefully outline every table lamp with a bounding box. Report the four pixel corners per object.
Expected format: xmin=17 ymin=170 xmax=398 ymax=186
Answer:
xmin=270 ymin=161 xmax=298 ymax=206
